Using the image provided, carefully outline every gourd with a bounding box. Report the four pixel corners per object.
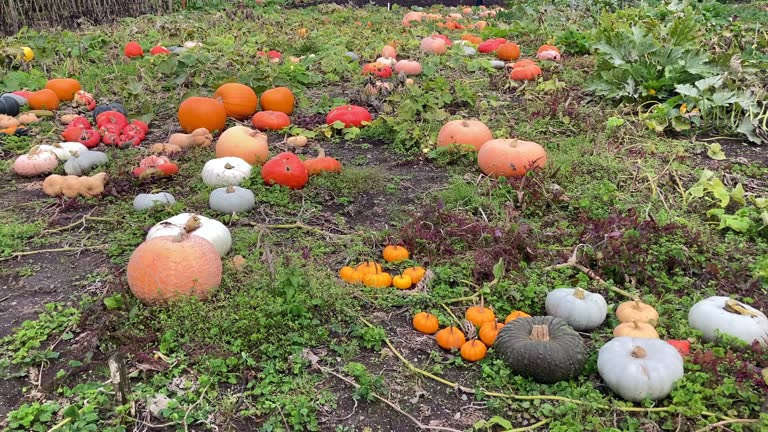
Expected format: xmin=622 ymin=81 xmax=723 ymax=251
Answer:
xmin=64 ymin=150 xmax=108 ymax=175
xmin=133 ymin=192 xmax=176 ymax=211
xmin=38 ymin=142 xmax=88 ymax=161
xmin=215 ymin=126 xmax=269 ymax=165
xmin=489 ymin=60 xmax=506 ymax=69
xmin=688 ymin=296 xmax=768 ymax=346
xmin=494 ymin=316 xmax=586 ymax=383
xmin=42 ymin=172 xmax=108 ymax=198
xmin=149 ymin=143 xmax=183 ymax=156
xmin=18 ymin=113 xmax=40 ymax=124
xmin=201 ymin=157 xmax=253 ymax=187
xmin=260 ymin=87 xmax=295 ymax=115
xmin=0 ymin=115 xmax=20 ymax=128
xmin=146 ymin=213 xmax=232 ymax=257
xmin=177 ymin=96 xmax=227 ymax=133
xmin=209 ymin=186 xmax=255 ymax=213
xmin=127 ymin=217 xmax=222 ymax=304
xmin=13 ymin=147 xmax=59 ymax=177
xmin=616 ymin=300 xmax=659 ymax=326
xmin=597 ymin=337 xmax=684 ymax=401
xmin=213 ymin=83 xmax=259 ymax=120
xmin=436 ymin=120 xmax=493 ymax=151
xmin=169 ymin=128 xmax=214 ymax=149
xmin=545 ymin=287 xmax=607 ymax=331
xmin=477 ymin=139 xmax=547 ymax=178
xmin=413 ymin=312 xmax=439 ymax=334
xmin=537 ymin=44 xmax=561 ymax=61
xmin=1 ymin=93 xmax=27 ymax=106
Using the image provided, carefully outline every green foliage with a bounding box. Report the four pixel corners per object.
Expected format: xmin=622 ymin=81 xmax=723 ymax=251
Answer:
xmin=0 ymin=218 xmax=42 ymax=257
xmin=0 ymin=303 xmax=80 ymax=365
xmin=6 ymin=401 xmax=60 ymax=432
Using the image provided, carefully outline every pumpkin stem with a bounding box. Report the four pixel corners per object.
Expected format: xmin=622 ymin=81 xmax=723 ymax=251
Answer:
xmin=631 ymin=346 xmax=647 ymax=359
xmin=224 ymin=163 xmax=234 ymax=170
xmin=573 ymin=288 xmax=585 ymax=300
xmin=634 ymin=299 xmax=642 ymax=309
xmin=226 ymin=185 xmax=236 ymax=193
xmin=480 ymin=295 xmax=485 ymax=311
xmin=529 ymin=324 xmax=550 ymax=341
xmin=632 ymin=320 xmax=641 ymax=329
xmin=184 ymin=214 xmax=202 ymax=234
xmin=724 ymin=299 xmax=759 ymax=317
xmin=317 ymin=147 xmax=326 ymax=158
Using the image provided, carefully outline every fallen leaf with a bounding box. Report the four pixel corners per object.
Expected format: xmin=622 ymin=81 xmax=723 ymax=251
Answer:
xmin=231 ymin=255 xmax=247 ymax=271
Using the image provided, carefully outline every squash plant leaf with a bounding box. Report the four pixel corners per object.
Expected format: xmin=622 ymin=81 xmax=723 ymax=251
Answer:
xmin=706 ymin=143 xmax=726 ymax=160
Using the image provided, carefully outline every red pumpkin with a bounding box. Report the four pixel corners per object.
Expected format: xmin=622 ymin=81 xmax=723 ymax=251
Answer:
xmin=326 ymin=105 xmax=372 ymax=128
xmin=362 ymin=62 xmax=393 ymax=78
xmin=262 ymin=152 xmax=309 ymax=189
xmin=76 ymin=129 xmax=101 ymax=148
xmin=666 ymin=340 xmax=690 ymax=356
xmin=303 ymin=148 xmax=342 ymax=175
xmin=478 ymin=38 xmax=507 ymax=54
xmin=150 ymin=45 xmax=171 ymax=55
xmin=68 ymin=116 xmax=92 ymax=130
xmin=96 ymin=111 xmax=129 ymax=131
xmin=252 ymin=111 xmax=291 ymax=130
xmin=124 ymin=41 xmax=144 ymax=58
xmin=509 ymin=60 xmax=542 ymax=81
xmin=431 ymin=34 xmax=452 ymax=46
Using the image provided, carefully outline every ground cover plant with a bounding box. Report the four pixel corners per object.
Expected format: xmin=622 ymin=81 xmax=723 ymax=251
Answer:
xmin=1 ymin=0 xmax=768 ymax=430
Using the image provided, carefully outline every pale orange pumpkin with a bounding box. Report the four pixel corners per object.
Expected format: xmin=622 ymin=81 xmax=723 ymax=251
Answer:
xmin=178 ymin=96 xmax=227 ymax=133
xmin=214 ymin=83 xmax=259 ymax=120
xmin=436 ymin=119 xmax=493 ymax=151
xmin=45 ymin=78 xmax=81 ymax=101
xmin=504 ymin=310 xmax=531 ymax=323
xmin=477 ymin=139 xmax=547 ymax=178
xmin=260 ymin=87 xmax=295 ymax=115
xmin=420 ymin=36 xmax=447 ymax=55
xmin=381 ymin=45 xmax=397 ymax=58
xmin=27 ymin=89 xmax=60 ymax=110
xmin=403 ymin=267 xmax=426 ymax=284
xmin=215 ymin=125 xmax=269 ymax=165
xmin=461 ymin=34 xmax=483 ymax=45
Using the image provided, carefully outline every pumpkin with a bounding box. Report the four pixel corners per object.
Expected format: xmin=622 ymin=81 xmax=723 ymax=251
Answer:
xmin=477 ymin=139 xmax=547 ymax=178
xmin=149 ymin=143 xmax=183 ymax=156
xmin=362 ymin=62 xmax=393 ymax=78
xmin=688 ymin=296 xmax=768 ymax=346
xmin=460 ymin=340 xmax=487 ymax=362
xmin=38 ymin=142 xmax=88 ymax=161
xmin=303 ymin=148 xmax=342 ymax=175
xmin=509 ymin=60 xmax=542 ymax=81
xmin=435 ymin=326 xmax=466 ymax=350
xmin=213 ymin=83 xmax=259 ymax=120
xmin=261 ymin=152 xmax=309 ymax=189
xmin=170 ymin=128 xmax=215 ymax=149
xmin=63 ymin=150 xmax=108 ymax=176
xmin=597 ymin=337 xmax=684 ymax=402
xmin=18 ymin=113 xmax=40 ymax=125
xmin=215 ymin=126 xmax=269 ymax=165
xmin=209 ymin=185 xmax=256 ymax=214
xmin=132 ymin=156 xmax=179 ymax=178
xmin=45 ymin=78 xmax=81 ymax=101
xmin=146 ymin=213 xmax=232 ymax=257
xmin=403 ymin=267 xmax=426 ymax=284
xmin=478 ymin=38 xmax=506 ymax=54
xmin=124 ymin=41 xmax=144 ymax=58
xmin=42 ymin=172 xmax=108 ymax=198
xmin=92 ymin=103 xmax=127 ymax=120
xmin=496 ymin=43 xmax=521 ymax=61
xmin=466 ymin=304 xmax=495 ymax=327
xmin=545 ymin=287 xmax=608 ymax=331
xmin=616 ymin=300 xmax=659 ymax=326
xmin=537 ymin=44 xmax=561 ymax=61
xmin=392 ymin=275 xmax=413 ymax=290
xmin=383 ymin=245 xmax=409 ymax=263
xmin=326 ymin=105 xmax=372 ymax=128
xmin=613 ymin=321 xmax=659 ymax=339
xmin=420 ymin=36 xmax=448 ymax=55
xmin=495 ymin=316 xmax=586 ymax=383
xmin=127 ymin=220 xmax=222 ymax=304
xmin=461 ymin=34 xmax=483 ymax=45
xmin=393 ymin=60 xmax=422 ymax=76
xmin=252 ymin=111 xmax=291 ymax=130
xmin=436 ymin=119 xmax=493 ymax=151
xmin=479 ymin=321 xmax=504 ymax=346
xmin=73 ymin=90 xmax=96 ymax=111
xmin=402 ymin=11 xmax=425 ymax=26
xmin=413 ymin=312 xmax=440 ymax=334
xmin=666 ymin=339 xmax=691 ymax=356
xmin=201 ymin=157 xmax=253 ymax=187
xmin=133 ymin=192 xmax=176 ymax=211
xmin=356 ymin=261 xmax=382 ymax=276
xmin=381 ymin=45 xmax=397 ymax=58
xmin=260 ymin=87 xmax=295 ymax=115
xmin=287 ymin=136 xmax=309 ymax=147
xmin=0 ymin=96 xmax=20 ymax=116
xmin=504 ymin=310 xmax=531 ymax=323
xmin=364 ymin=272 xmax=392 ymax=288
xmin=27 ymin=89 xmax=60 ymax=110
xmin=13 ymin=147 xmax=59 ymax=177
xmin=339 ymin=266 xmax=363 ymax=284
xmin=0 ymin=114 xmax=20 ymax=129
xmin=150 ymin=45 xmax=171 ymax=55
xmin=178 ymin=96 xmax=227 ymax=133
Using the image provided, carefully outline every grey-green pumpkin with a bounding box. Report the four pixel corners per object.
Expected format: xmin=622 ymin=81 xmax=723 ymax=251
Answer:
xmin=133 ymin=192 xmax=176 ymax=211
xmin=494 ymin=315 xmax=586 ymax=384
xmin=64 ymin=150 xmax=108 ymax=175
xmin=209 ymin=186 xmax=255 ymax=213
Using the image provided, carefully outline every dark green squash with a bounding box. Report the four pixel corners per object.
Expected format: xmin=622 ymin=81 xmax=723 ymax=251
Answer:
xmin=0 ymin=96 xmax=20 ymax=116
xmin=92 ymin=102 xmax=127 ymax=120
xmin=494 ymin=316 xmax=586 ymax=384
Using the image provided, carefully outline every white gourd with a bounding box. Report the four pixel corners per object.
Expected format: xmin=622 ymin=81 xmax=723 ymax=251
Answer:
xmin=201 ymin=157 xmax=252 ymax=187
xmin=688 ymin=296 xmax=768 ymax=346
xmin=545 ymin=287 xmax=607 ymax=331
xmin=64 ymin=150 xmax=108 ymax=175
xmin=36 ymin=142 xmax=88 ymax=161
xmin=209 ymin=186 xmax=255 ymax=213
xmin=146 ymin=213 xmax=231 ymax=257
xmin=133 ymin=192 xmax=176 ymax=211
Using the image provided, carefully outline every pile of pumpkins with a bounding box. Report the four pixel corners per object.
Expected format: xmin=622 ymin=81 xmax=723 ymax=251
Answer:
xmin=338 ymin=246 xmax=426 ymax=290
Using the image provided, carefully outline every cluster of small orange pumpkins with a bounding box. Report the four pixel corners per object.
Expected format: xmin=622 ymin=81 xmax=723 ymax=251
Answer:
xmin=412 ymin=305 xmax=531 ymax=362
xmin=338 ymin=245 xmax=425 ymax=290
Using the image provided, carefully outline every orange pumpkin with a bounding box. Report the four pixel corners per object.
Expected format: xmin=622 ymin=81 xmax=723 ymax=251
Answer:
xmin=356 ymin=261 xmax=382 ymax=276
xmin=252 ymin=111 xmax=291 ymax=130
xmin=461 ymin=34 xmax=483 ymax=45
xmin=413 ymin=312 xmax=440 ymax=334
xmin=478 ymin=321 xmax=504 ymax=346
xmin=435 ymin=326 xmax=466 ymax=350
xmin=339 ymin=266 xmax=363 ymax=284
xmin=504 ymin=310 xmax=531 ymax=323
xmin=496 ymin=43 xmax=521 ymax=61
xmin=392 ymin=275 xmax=412 ymax=290
xmin=420 ymin=36 xmax=447 ymax=55
xmin=364 ymin=272 xmax=392 ymax=288
xmin=460 ymin=340 xmax=487 ymax=362
xmin=45 ymin=78 xmax=81 ymax=101
xmin=178 ymin=96 xmax=227 ymax=133
xmin=403 ymin=267 xmax=426 ymax=284
xmin=466 ymin=305 xmax=495 ymax=327
xmin=27 ymin=89 xmax=60 ymax=110
xmin=213 ymin=83 xmax=259 ymax=120
xmin=303 ymin=148 xmax=342 ymax=175
xmin=383 ymin=245 xmax=409 ymax=263
xmin=260 ymin=87 xmax=295 ymax=115
xmin=126 ymin=233 xmax=222 ymax=304
xmin=215 ymin=125 xmax=269 ymax=165
xmin=477 ymin=139 xmax=547 ymax=178
xmin=537 ymin=44 xmax=561 ymax=61
xmin=436 ymin=119 xmax=493 ymax=151
xmin=509 ymin=59 xmax=542 ymax=81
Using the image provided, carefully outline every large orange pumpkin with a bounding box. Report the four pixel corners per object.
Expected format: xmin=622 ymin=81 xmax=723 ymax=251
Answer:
xmin=252 ymin=111 xmax=291 ymax=130
xmin=27 ymin=89 xmax=60 ymax=110
xmin=215 ymin=125 xmax=269 ymax=165
xmin=496 ymin=43 xmax=521 ymax=61
xmin=126 ymin=232 xmax=222 ymax=304
xmin=178 ymin=96 xmax=228 ymax=133
xmin=213 ymin=83 xmax=259 ymax=120
xmin=436 ymin=119 xmax=493 ymax=151
xmin=45 ymin=78 xmax=81 ymax=101
xmin=260 ymin=87 xmax=295 ymax=115
xmin=477 ymin=139 xmax=547 ymax=178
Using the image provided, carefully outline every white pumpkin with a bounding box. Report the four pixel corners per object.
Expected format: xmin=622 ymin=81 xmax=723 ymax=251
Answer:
xmin=545 ymin=287 xmax=607 ymax=331
xmin=13 ymin=147 xmax=59 ymax=177
xmin=37 ymin=142 xmax=89 ymax=161
xmin=209 ymin=186 xmax=255 ymax=214
xmin=64 ymin=150 xmax=108 ymax=175
xmin=598 ymin=337 xmax=684 ymax=402
xmin=463 ymin=46 xmax=477 ymax=56
xmin=133 ymin=192 xmax=176 ymax=211
xmin=201 ymin=157 xmax=252 ymax=187
xmin=688 ymin=296 xmax=768 ymax=346
xmin=146 ymin=213 xmax=232 ymax=257
xmin=376 ymin=56 xmax=397 ymax=67
xmin=489 ymin=60 xmax=506 ymax=68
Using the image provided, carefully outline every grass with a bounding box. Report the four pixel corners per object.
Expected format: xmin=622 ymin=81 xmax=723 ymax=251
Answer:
xmin=1 ymin=0 xmax=768 ymax=430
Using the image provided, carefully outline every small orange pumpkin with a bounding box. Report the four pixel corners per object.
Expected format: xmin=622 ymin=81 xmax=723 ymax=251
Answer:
xmin=178 ymin=96 xmax=227 ymax=133
xmin=27 ymin=89 xmax=60 ymax=110
xmin=413 ymin=312 xmax=440 ymax=334
xmin=435 ymin=326 xmax=466 ymax=350
xmin=303 ymin=148 xmax=342 ymax=175
xmin=509 ymin=59 xmax=542 ymax=81
xmin=477 ymin=139 xmax=547 ymax=178
xmin=383 ymin=245 xmax=409 ymax=263
xmin=260 ymin=87 xmax=295 ymax=115
xmin=213 ymin=83 xmax=259 ymax=120
xmin=45 ymin=78 xmax=81 ymax=101
xmin=339 ymin=266 xmax=362 ymax=284
xmin=403 ymin=267 xmax=426 ymax=284
xmin=356 ymin=261 xmax=382 ymax=276
xmin=461 ymin=34 xmax=483 ymax=45
xmin=478 ymin=320 xmax=504 ymax=346
xmin=460 ymin=340 xmax=487 ymax=362
xmin=364 ymin=272 xmax=391 ymax=288
xmin=496 ymin=43 xmax=521 ymax=61
xmin=393 ymin=275 xmax=412 ymax=290
xmin=504 ymin=310 xmax=531 ymax=323
xmin=466 ymin=305 xmax=495 ymax=327
xmin=252 ymin=111 xmax=291 ymax=130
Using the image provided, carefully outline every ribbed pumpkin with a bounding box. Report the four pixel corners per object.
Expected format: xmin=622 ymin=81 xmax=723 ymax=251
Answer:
xmin=213 ymin=83 xmax=259 ymax=120
xmin=461 ymin=34 xmax=483 ymax=45
xmin=27 ymin=89 xmax=60 ymax=110
xmin=126 ymin=219 xmax=223 ymax=304
xmin=45 ymin=79 xmax=82 ymax=101
xmin=260 ymin=87 xmax=295 ymax=115
xmin=436 ymin=119 xmax=493 ymax=151
xmin=477 ymin=139 xmax=547 ymax=178
xmin=178 ymin=97 xmax=227 ymax=133
xmin=252 ymin=111 xmax=291 ymax=130
xmin=496 ymin=43 xmax=521 ymax=61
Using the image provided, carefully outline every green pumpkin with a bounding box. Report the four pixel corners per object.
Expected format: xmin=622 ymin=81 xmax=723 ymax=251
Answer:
xmin=0 ymin=96 xmax=20 ymax=116
xmin=92 ymin=102 xmax=127 ymax=121
xmin=494 ymin=316 xmax=586 ymax=384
